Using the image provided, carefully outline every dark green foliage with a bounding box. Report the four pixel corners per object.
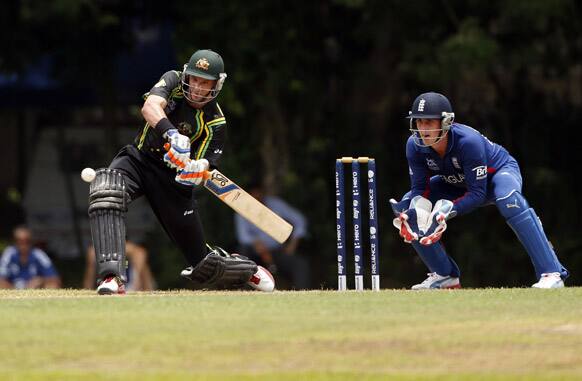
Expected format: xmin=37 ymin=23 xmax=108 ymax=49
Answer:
xmin=2 ymin=0 xmax=581 ymax=287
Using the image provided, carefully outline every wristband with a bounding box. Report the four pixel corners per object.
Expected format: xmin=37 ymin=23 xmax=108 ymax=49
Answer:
xmin=155 ymin=118 xmax=175 ymax=137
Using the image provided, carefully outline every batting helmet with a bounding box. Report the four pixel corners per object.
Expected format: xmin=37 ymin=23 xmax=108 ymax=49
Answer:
xmin=181 ymin=49 xmax=227 ymax=104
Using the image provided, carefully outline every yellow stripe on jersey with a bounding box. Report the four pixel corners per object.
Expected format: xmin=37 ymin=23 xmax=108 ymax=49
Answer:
xmin=195 ymin=104 xmax=224 ymax=158
xmin=195 ymin=123 xmax=213 ymax=160
xmin=191 ymin=110 xmax=205 ymax=142
xmin=137 ymin=122 xmax=150 ymax=149
xmin=207 ymin=117 xmax=226 ymax=127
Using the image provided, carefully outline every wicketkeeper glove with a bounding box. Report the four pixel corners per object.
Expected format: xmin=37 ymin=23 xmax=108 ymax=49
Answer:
xmin=419 ymin=199 xmax=455 ymax=246
xmin=175 ymin=159 xmax=209 ymax=186
xmin=389 ymin=197 xmax=411 ymax=215
xmin=392 ymin=209 xmax=421 ymax=243
xmin=390 ymin=196 xmax=432 ymax=243
xmin=163 ymin=128 xmax=191 ymax=170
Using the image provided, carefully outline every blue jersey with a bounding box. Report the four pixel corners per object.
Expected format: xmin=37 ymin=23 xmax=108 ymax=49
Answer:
xmin=0 ymin=246 xmax=59 ymax=289
xmin=406 ymin=123 xmax=515 ymax=215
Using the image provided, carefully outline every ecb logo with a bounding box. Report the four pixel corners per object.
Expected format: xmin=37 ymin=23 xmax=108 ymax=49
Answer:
xmin=418 ymin=99 xmax=426 ymax=112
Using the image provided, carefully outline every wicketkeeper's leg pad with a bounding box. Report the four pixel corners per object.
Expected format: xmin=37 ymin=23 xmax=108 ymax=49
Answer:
xmin=183 ymin=246 xmax=258 ymax=289
xmin=495 ymin=190 xmax=529 ymax=220
xmin=88 ymin=168 xmax=129 ymax=283
xmin=506 ymin=207 xmax=568 ymax=279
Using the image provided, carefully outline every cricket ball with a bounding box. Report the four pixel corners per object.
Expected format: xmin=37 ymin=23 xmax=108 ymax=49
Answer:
xmin=81 ymin=167 xmax=96 ymax=183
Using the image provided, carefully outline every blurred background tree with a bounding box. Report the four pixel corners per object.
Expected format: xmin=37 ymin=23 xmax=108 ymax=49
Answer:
xmin=1 ymin=0 xmax=580 ymax=288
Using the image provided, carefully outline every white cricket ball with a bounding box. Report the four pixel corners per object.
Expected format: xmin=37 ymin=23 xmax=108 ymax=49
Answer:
xmin=81 ymin=167 xmax=96 ymax=183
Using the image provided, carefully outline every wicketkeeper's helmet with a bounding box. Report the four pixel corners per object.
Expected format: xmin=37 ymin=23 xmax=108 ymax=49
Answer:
xmin=407 ymin=92 xmax=455 ymax=147
xmin=181 ymin=49 xmax=227 ymax=103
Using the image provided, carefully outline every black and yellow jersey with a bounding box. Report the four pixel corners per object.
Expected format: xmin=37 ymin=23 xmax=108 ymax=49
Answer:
xmin=134 ymin=70 xmax=227 ymax=168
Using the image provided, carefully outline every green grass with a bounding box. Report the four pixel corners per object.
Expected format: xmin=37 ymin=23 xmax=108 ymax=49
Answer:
xmin=1 ymin=288 xmax=581 ymax=380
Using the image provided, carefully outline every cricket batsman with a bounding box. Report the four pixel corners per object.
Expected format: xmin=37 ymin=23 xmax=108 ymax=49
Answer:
xmin=390 ymin=92 xmax=568 ymax=289
xmin=87 ymin=49 xmax=273 ymax=294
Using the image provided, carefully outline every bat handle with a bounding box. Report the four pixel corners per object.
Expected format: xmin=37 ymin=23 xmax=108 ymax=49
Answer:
xmin=164 ymin=143 xmax=210 ymax=180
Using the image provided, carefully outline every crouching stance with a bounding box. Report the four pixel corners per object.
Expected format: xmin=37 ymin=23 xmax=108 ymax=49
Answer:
xmin=391 ymin=92 xmax=568 ymax=289
xmin=88 ymin=49 xmax=274 ymax=294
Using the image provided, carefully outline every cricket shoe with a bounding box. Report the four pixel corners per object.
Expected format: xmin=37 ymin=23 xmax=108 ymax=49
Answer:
xmin=247 ymin=266 xmax=275 ymax=293
xmin=531 ymin=272 xmax=564 ymax=289
xmin=411 ymin=272 xmax=461 ymax=290
xmin=180 ymin=266 xmax=195 ymax=280
xmin=97 ymin=276 xmax=126 ymax=295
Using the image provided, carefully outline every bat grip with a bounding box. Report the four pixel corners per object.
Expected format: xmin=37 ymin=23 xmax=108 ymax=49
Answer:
xmin=164 ymin=143 xmax=211 ymax=180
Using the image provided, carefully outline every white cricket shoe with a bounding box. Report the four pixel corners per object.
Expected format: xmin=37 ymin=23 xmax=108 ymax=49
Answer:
xmin=247 ymin=266 xmax=275 ymax=292
xmin=532 ymin=272 xmax=564 ymax=289
xmin=411 ymin=272 xmax=461 ymax=290
xmin=97 ymin=276 xmax=126 ymax=295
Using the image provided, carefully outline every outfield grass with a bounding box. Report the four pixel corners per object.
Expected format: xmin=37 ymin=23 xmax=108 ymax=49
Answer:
xmin=0 ymin=288 xmax=581 ymax=380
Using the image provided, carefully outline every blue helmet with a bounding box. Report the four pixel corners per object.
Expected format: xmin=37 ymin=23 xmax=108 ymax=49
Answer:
xmin=407 ymin=92 xmax=455 ymax=147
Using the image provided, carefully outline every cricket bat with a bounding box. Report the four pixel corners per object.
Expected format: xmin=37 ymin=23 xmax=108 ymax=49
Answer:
xmin=203 ymin=169 xmax=294 ymax=244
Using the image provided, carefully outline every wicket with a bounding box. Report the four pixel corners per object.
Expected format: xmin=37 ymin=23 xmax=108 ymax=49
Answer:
xmin=335 ymin=157 xmax=380 ymax=291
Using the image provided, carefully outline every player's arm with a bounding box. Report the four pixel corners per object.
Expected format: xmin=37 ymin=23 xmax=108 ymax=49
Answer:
xmin=141 ymin=71 xmax=181 ymax=136
xmin=141 ymin=94 xmax=168 ymax=127
xmin=452 ymin=140 xmax=488 ymax=215
xmin=145 ymin=72 xmax=191 ymax=170
xmin=407 ymin=138 xmax=431 ymax=199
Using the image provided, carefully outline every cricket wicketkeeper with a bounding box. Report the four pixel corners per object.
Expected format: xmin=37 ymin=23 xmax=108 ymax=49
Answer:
xmin=390 ymin=92 xmax=568 ymax=289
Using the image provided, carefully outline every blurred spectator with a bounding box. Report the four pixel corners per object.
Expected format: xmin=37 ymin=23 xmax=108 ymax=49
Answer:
xmin=83 ymin=241 xmax=156 ymax=291
xmin=235 ymin=181 xmax=310 ymax=289
xmin=0 ymin=226 xmax=61 ymax=289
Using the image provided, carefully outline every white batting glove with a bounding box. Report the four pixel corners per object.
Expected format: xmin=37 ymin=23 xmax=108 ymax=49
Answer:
xmin=163 ymin=129 xmax=191 ymax=170
xmin=176 ymin=159 xmax=209 ymax=186
xmin=419 ymin=199 xmax=455 ymax=246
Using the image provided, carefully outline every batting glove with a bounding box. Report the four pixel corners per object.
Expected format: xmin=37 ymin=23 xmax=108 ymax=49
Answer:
xmin=176 ymin=159 xmax=209 ymax=186
xmin=163 ymin=129 xmax=191 ymax=170
xmin=419 ymin=199 xmax=455 ymax=246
